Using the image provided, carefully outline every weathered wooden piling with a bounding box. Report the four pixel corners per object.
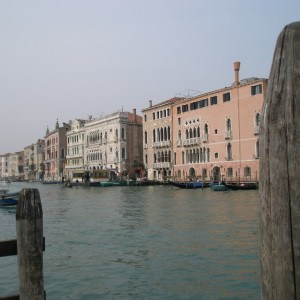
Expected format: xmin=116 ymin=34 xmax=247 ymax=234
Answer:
xmin=16 ymin=189 xmax=44 ymax=300
xmin=260 ymin=22 xmax=300 ymax=299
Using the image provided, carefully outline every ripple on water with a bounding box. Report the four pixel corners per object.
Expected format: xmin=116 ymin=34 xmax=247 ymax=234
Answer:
xmin=0 ymin=183 xmax=260 ymax=299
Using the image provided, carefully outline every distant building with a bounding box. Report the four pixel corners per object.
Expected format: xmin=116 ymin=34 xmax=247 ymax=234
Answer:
xmin=44 ymin=120 xmax=70 ymax=181
xmin=0 ymin=153 xmax=10 ymax=179
xmin=23 ymin=140 xmax=45 ymax=181
xmin=9 ymin=151 xmax=24 ymax=179
xmin=84 ymin=109 xmax=143 ymax=180
xmin=65 ymin=119 xmax=87 ymax=181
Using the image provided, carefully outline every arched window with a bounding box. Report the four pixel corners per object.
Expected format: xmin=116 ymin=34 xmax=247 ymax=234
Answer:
xmin=164 ymin=127 xmax=167 ymax=141
xmin=121 ymin=148 xmax=125 ymax=159
xmin=189 ymin=128 xmax=192 ymax=139
xmin=178 ymin=130 xmax=181 ymax=140
xmin=157 ymin=152 xmax=161 ymax=162
xmin=121 ymin=128 xmax=125 ymax=139
xmin=227 ymin=143 xmax=232 ymax=160
xmin=226 ymin=119 xmax=232 ymax=131
xmin=204 ymin=123 xmax=209 ymax=134
xmin=193 ymin=128 xmax=197 ymax=138
xmin=197 ymin=127 xmax=200 ymax=137
xmin=182 ymin=151 xmax=185 ymax=164
xmin=244 ymin=166 xmax=251 ymax=177
xmin=168 ymin=126 xmax=171 ymax=140
xmin=115 ymin=129 xmax=118 ymax=140
xmin=153 ymin=129 xmax=156 ymax=142
xmin=185 ymin=129 xmax=189 ymax=139
xmin=144 ymin=131 xmax=148 ymax=144
xmin=255 ymin=113 xmax=260 ymax=127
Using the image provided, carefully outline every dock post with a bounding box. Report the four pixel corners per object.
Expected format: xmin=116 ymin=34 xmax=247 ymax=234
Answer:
xmin=259 ymin=22 xmax=300 ymax=299
xmin=16 ymin=189 xmax=45 ymax=300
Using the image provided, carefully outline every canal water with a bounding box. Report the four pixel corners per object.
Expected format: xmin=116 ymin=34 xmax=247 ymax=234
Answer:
xmin=0 ymin=182 xmax=260 ymax=299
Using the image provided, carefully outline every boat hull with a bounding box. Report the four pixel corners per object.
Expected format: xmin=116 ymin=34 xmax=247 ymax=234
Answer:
xmin=168 ymin=181 xmax=211 ymax=189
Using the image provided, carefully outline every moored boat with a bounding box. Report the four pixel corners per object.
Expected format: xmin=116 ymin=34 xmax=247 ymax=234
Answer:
xmin=223 ymin=182 xmax=258 ymax=190
xmin=100 ymin=181 xmax=127 ymax=187
xmin=211 ymin=183 xmax=230 ymax=192
xmin=0 ymin=192 xmax=20 ymax=206
xmin=168 ymin=180 xmax=211 ymax=189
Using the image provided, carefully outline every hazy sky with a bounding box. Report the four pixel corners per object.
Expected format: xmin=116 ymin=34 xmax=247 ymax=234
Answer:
xmin=0 ymin=0 xmax=299 ymax=154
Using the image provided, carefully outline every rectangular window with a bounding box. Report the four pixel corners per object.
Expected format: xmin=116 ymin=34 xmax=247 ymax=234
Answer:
xmin=153 ymin=112 xmax=155 ymax=120
xmin=177 ymin=106 xmax=181 ymax=114
xmin=214 ymin=153 xmax=218 ymax=159
xmin=178 ymin=118 xmax=181 ymax=125
xmin=200 ymin=98 xmax=208 ymax=108
xmin=182 ymin=104 xmax=189 ymax=113
xmin=227 ymin=167 xmax=233 ymax=177
xmin=251 ymin=84 xmax=262 ymax=95
xmin=144 ymin=115 xmax=147 ymax=122
xmin=223 ymin=92 xmax=231 ymax=102
xmin=210 ymin=96 xmax=218 ymax=105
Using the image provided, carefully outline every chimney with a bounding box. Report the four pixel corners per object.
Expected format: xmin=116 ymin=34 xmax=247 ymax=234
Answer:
xmin=133 ymin=108 xmax=137 ymax=121
xmin=149 ymin=100 xmax=152 ymax=107
xmin=233 ymin=61 xmax=240 ymax=85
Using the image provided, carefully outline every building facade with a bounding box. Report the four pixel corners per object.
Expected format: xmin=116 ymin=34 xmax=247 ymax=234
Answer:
xmin=9 ymin=151 xmax=24 ymax=180
xmin=23 ymin=140 xmax=45 ymax=180
xmin=142 ymin=98 xmax=182 ymax=180
xmin=142 ymin=62 xmax=267 ymax=182
xmin=65 ymin=119 xmax=86 ymax=181
xmin=0 ymin=154 xmax=10 ymax=179
xmin=84 ymin=110 xmax=143 ymax=180
xmin=173 ymin=62 xmax=266 ymax=182
xmin=44 ymin=120 xmax=70 ymax=181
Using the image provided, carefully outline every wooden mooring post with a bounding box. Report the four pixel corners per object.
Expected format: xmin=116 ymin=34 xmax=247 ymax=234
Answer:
xmin=259 ymin=22 xmax=300 ymax=299
xmin=0 ymin=189 xmax=45 ymax=300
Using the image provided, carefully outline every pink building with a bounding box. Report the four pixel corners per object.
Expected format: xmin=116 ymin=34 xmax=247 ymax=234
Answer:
xmin=172 ymin=62 xmax=267 ymax=182
xmin=44 ymin=120 xmax=70 ymax=181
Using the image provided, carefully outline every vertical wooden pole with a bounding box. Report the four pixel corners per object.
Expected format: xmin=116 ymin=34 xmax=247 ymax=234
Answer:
xmin=16 ymin=189 xmax=44 ymax=300
xmin=260 ymin=22 xmax=300 ymax=299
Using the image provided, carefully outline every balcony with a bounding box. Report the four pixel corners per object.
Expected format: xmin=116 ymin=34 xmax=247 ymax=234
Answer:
xmin=202 ymin=134 xmax=208 ymax=143
xmin=153 ymin=162 xmax=170 ymax=169
xmin=152 ymin=140 xmax=171 ymax=148
xmin=177 ymin=140 xmax=182 ymax=147
xmin=254 ymin=126 xmax=260 ymax=135
xmin=224 ymin=130 xmax=232 ymax=139
xmin=143 ymin=143 xmax=148 ymax=149
xmin=225 ymin=156 xmax=233 ymax=161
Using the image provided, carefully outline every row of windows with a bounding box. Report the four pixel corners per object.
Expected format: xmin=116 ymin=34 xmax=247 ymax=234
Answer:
xmin=180 ymin=148 xmax=210 ymax=164
xmin=46 ymin=137 xmax=58 ymax=146
xmin=67 ymin=134 xmax=84 ymax=144
xmin=87 ymin=128 xmax=126 ymax=143
xmin=151 ymin=127 xmax=171 ymax=143
xmin=148 ymin=108 xmax=170 ymax=121
xmin=86 ymin=148 xmax=126 ymax=161
xmin=175 ymin=166 xmax=253 ymax=179
xmin=176 ymin=85 xmax=262 ymax=114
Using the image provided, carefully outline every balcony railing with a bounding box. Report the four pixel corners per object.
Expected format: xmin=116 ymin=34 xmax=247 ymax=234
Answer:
xmin=224 ymin=130 xmax=232 ymax=139
xmin=202 ymin=134 xmax=208 ymax=143
xmin=153 ymin=162 xmax=170 ymax=169
xmin=183 ymin=137 xmax=201 ymax=147
xmin=152 ymin=140 xmax=171 ymax=148
xmin=254 ymin=126 xmax=260 ymax=135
